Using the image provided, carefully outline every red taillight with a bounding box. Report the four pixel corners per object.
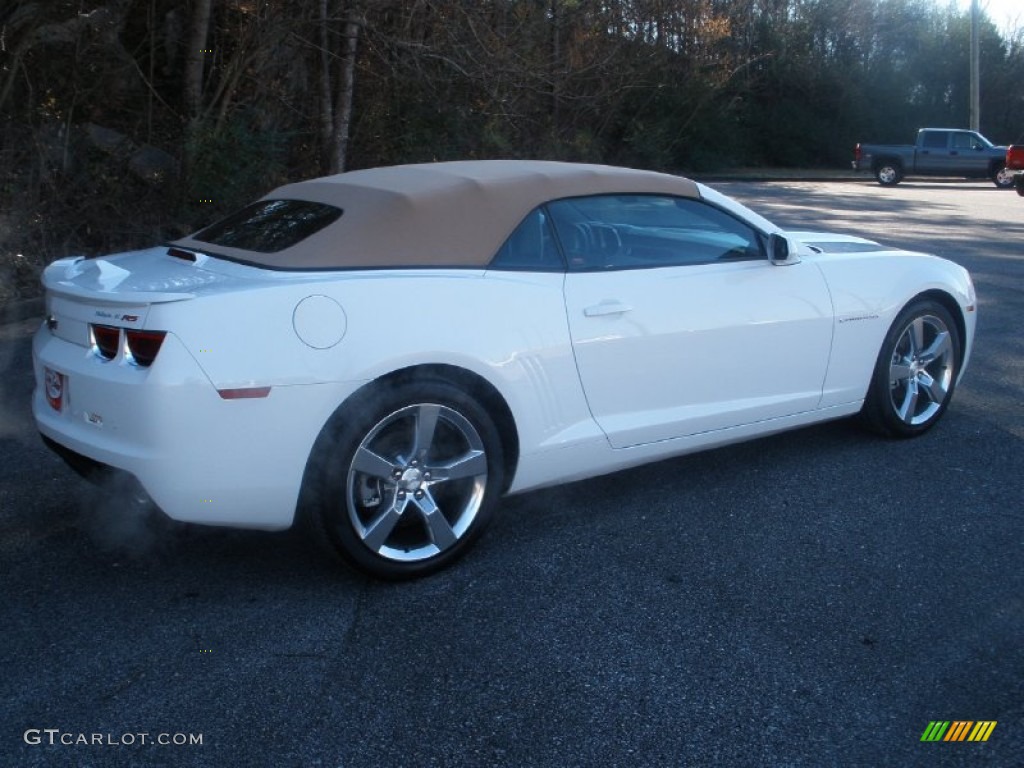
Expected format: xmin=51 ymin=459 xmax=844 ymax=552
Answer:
xmin=854 ymin=143 xmax=862 ymax=162
xmin=91 ymin=324 xmax=120 ymax=360
xmin=125 ymin=330 xmax=166 ymax=367
xmin=89 ymin=324 xmax=166 ymax=367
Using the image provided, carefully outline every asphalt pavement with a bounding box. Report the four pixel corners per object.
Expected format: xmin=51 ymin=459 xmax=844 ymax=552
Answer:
xmin=1 ymin=180 xmax=1021 ymax=767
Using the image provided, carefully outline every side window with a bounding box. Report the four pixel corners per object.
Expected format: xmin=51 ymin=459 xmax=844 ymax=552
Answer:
xmin=956 ymin=132 xmax=987 ymax=150
xmin=547 ymin=195 xmax=765 ymax=271
xmin=489 ymin=207 xmax=563 ymax=271
xmin=921 ymin=131 xmax=948 ymax=149
xmin=952 ymin=132 xmax=974 ymax=150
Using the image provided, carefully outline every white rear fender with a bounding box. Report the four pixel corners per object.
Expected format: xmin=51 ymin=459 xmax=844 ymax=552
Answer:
xmin=148 ymin=269 xmax=598 ymax=457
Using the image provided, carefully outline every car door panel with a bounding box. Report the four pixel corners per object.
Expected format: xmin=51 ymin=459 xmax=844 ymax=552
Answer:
xmin=916 ymin=130 xmax=952 ymax=173
xmin=564 ymin=259 xmax=834 ymax=448
xmin=948 ymin=132 xmax=988 ymax=175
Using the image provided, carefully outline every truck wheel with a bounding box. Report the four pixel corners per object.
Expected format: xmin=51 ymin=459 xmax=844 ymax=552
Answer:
xmin=993 ymin=164 xmax=1014 ymax=188
xmin=1015 ymin=175 xmax=1024 ymax=197
xmin=875 ymin=163 xmax=902 ymax=186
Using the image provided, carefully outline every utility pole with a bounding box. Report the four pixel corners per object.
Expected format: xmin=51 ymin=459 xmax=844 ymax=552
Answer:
xmin=970 ymin=0 xmax=980 ymax=130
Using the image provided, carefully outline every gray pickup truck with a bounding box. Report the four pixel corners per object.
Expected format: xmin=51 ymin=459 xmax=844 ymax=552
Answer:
xmin=853 ymin=128 xmax=1012 ymax=188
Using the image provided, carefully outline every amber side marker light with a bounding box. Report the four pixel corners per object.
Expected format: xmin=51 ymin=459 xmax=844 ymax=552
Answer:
xmin=217 ymin=387 xmax=272 ymax=400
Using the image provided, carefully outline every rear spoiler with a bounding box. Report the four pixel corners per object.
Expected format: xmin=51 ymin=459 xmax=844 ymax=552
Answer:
xmin=42 ymin=256 xmax=195 ymax=305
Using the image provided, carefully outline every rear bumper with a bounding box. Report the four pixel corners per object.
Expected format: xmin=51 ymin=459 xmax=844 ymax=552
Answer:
xmin=40 ymin=433 xmax=157 ymax=506
xmin=32 ymin=324 xmax=357 ymax=530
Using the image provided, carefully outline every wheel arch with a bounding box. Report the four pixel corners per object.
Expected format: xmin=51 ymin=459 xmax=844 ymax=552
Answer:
xmin=298 ymin=363 xmax=521 ymax=516
xmin=904 ymin=288 xmax=968 ymax=364
xmin=872 ymin=156 xmax=903 ymax=173
xmin=381 ymin=364 xmax=520 ymax=493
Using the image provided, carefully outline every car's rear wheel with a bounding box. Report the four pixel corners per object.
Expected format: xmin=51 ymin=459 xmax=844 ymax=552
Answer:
xmin=875 ymin=163 xmax=902 ymax=186
xmin=311 ymin=380 xmax=504 ymax=579
xmin=1015 ymin=174 xmax=1024 ymax=197
xmin=862 ymin=300 xmax=960 ymax=438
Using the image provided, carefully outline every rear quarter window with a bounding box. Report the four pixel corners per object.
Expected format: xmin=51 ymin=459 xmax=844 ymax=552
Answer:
xmin=193 ymin=200 xmax=342 ymax=253
xmin=489 ymin=207 xmax=564 ymax=271
xmin=921 ymin=131 xmax=948 ymax=149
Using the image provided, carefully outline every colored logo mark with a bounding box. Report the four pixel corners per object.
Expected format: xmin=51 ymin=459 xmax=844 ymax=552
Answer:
xmin=921 ymin=721 xmax=997 ymax=742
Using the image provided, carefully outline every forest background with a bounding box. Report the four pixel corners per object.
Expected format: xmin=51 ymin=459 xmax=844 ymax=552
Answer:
xmin=1 ymin=0 xmax=1022 ymax=301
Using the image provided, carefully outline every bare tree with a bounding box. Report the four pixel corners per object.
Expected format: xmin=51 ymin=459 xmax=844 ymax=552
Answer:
xmin=330 ymin=9 xmax=362 ymax=173
xmin=184 ymin=0 xmax=213 ymax=118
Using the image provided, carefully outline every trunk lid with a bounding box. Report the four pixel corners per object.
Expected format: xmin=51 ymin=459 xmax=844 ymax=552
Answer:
xmin=41 ymin=246 xmax=259 ymax=349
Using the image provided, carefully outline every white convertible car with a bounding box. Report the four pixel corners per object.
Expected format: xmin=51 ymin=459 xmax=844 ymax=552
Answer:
xmin=33 ymin=161 xmax=975 ymax=578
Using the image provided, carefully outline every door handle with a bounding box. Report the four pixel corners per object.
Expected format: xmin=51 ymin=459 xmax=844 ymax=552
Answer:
xmin=584 ymin=301 xmax=633 ymax=317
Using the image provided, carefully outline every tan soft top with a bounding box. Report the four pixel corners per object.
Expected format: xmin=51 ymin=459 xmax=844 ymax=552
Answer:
xmin=173 ymin=160 xmax=700 ymax=269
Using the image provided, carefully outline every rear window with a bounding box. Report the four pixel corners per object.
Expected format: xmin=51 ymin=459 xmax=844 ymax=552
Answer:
xmin=193 ymin=199 xmax=342 ymax=253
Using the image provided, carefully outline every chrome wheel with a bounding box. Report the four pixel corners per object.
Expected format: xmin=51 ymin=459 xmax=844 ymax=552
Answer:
xmin=862 ymin=300 xmax=961 ymax=438
xmin=309 ymin=379 xmax=504 ymax=579
xmin=887 ymin=314 xmax=954 ymax=427
xmin=994 ymin=165 xmax=1014 ymax=188
xmin=347 ymin=403 xmax=488 ymax=563
xmin=876 ymin=164 xmax=901 ymax=186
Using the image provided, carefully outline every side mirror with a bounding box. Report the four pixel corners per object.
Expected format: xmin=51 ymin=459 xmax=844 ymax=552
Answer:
xmin=770 ymin=233 xmax=799 ymax=265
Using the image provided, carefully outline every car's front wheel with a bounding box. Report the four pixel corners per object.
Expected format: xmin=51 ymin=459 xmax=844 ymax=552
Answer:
xmin=310 ymin=379 xmax=504 ymax=579
xmin=993 ymin=164 xmax=1015 ymax=188
xmin=862 ymin=300 xmax=961 ymax=438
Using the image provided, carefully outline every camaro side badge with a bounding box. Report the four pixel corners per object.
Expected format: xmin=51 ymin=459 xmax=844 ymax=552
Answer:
xmin=838 ymin=314 xmax=879 ymax=324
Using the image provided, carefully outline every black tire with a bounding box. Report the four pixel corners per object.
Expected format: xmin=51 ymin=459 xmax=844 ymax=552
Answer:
xmin=308 ymin=379 xmax=504 ymax=579
xmin=861 ymin=300 xmax=961 ymax=438
xmin=993 ymin=163 xmax=1015 ymax=189
xmin=1015 ymin=174 xmax=1024 ymax=197
xmin=874 ymin=162 xmax=903 ymax=186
